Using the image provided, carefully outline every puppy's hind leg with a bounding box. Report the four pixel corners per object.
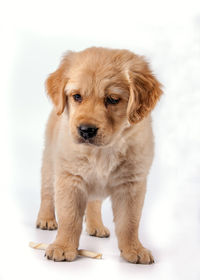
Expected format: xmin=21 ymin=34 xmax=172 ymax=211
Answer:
xmin=36 ymin=147 xmax=57 ymax=230
xmin=86 ymin=200 xmax=110 ymax=238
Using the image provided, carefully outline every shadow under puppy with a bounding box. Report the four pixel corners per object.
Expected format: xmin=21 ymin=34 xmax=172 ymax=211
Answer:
xmin=36 ymin=47 xmax=162 ymax=264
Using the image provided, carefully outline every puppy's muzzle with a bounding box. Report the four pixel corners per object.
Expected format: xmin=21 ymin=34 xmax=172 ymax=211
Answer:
xmin=78 ymin=124 xmax=98 ymax=140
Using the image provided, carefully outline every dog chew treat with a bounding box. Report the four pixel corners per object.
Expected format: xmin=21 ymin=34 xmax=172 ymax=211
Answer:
xmin=29 ymin=242 xmax=102 ymax=259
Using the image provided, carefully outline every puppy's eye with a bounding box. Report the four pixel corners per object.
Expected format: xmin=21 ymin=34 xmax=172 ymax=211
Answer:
xmin=105 ymin=96 xmax=120 ymax=105
xmin=73 ymin=94 xmax=82 ymax=103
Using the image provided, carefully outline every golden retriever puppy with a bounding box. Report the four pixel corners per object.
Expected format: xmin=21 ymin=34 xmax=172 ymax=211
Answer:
xmin=36 ymin=47 xmax=162 ymax=264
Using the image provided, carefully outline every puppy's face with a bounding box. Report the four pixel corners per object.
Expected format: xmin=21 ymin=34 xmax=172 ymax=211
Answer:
xmin=65 ymin=71 xmax=130 ymax=146
xmin=46 ymin=48 xmax=162 ymax=146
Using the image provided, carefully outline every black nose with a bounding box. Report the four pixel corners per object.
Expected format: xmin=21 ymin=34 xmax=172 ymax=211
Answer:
xmin=78 ymin=124 xmax=98 ymax=140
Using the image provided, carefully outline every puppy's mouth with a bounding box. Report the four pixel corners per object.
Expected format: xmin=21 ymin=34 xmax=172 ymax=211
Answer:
xmin=76 ymin=137 xmax=102 ymax=146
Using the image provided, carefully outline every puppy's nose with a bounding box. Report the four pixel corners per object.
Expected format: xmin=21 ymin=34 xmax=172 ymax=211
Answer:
xmin=78 ymin=124 xmax=98 ymax=140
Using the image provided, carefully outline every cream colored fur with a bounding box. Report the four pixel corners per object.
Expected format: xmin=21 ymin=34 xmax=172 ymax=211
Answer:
xmin=36 ymin=47 xmax=162 ymax=264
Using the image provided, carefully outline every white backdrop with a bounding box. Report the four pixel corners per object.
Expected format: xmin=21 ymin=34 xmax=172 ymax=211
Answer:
xmin=1 ymin=0 xmax=200 ymax=279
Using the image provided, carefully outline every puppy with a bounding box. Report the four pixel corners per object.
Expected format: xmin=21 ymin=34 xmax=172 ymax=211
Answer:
xmin=36 ymin=47 xmax=162 ymax=264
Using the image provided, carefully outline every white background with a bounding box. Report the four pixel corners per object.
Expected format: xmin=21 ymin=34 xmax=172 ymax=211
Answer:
xmin=1 ymin=0 xmax=200 ymax=279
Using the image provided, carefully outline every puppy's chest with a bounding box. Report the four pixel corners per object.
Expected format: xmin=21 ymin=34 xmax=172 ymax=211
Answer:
xmin=79 ymin=149 xmax=122 ymax=190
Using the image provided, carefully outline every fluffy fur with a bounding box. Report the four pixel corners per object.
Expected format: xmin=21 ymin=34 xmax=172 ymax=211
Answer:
xmin=36 ymin=47 xmax=162 ymax=264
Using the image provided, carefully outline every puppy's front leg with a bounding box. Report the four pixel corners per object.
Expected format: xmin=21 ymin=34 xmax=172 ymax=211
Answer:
xmin=111 ymin=180 xmax=154 ymax=264
xmin=45 ymin=173 xmax=87 ymax=262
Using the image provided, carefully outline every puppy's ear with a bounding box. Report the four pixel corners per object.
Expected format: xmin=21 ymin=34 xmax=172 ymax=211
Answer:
xmin=126 ymin=65 xmax=163 ymax=124
xmin=46 ymin=53 xmax=73 ymax=115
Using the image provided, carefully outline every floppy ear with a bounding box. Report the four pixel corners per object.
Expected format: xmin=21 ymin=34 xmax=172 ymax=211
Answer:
xmin=45 ymin=52 xmax=73 ymax=115
xmin=45 ymin=66 xmax=68 ymax=115
xmin=126 ymin=68 xmax=163 ymax=124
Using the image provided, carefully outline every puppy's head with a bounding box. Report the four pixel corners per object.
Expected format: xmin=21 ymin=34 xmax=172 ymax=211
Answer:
xmin=46 ymin=47 xmax=162 ymax=146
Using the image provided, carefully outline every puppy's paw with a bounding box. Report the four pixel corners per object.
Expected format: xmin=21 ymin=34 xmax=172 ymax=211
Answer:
xmin=86 ymin=224 xmax=110 ymax=238
xmin=36 ymin=217 xmax=58 ymax=230
xmin=121 ymin=247 xmax=154 ymax=264
xmin=45 ymin=244 xmax=77 ymax=262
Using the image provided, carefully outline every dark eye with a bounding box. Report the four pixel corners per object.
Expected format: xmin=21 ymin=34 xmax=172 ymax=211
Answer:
xmin=105 ymin=96 xmax=120 ymax=105
xmin=73 ymin=93 xmax=82 ymax=102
